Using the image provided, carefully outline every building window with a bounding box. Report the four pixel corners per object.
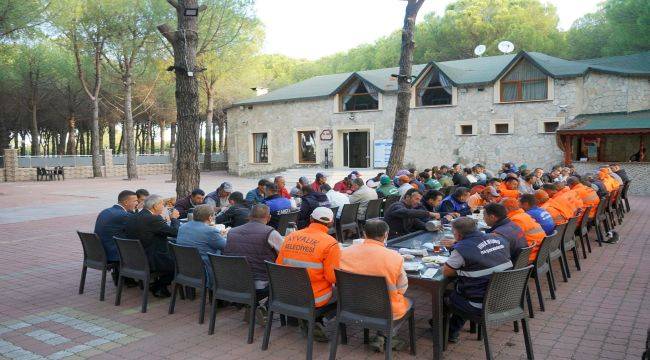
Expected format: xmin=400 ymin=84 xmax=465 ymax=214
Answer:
xmin=460 ymin=125 xmax=473 ymax=135
xmin=297 ymin=131 xmax=316 ymax=163
xmin=544 ymin=121 xmax=559 ymax=133
xmin=252 ymin=133 xmax=268 ymax=163
xmin=494 ymin=123 xmax=510 ymax=134
xmin=341 ymin=79 xmax=379 ymax=111
xmin=416 ymin=70 xmax=453 ymax=106
xmin=500 ymin=59 xmax=548 ymax=102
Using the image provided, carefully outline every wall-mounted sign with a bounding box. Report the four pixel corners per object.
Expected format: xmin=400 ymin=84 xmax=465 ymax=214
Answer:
xmin=373 ymin=140 xmax=392 ymax=168
xmin=320 ymin=129 xmax=333 ymax=141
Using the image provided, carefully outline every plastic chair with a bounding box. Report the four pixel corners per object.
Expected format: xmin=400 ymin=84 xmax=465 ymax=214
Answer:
xmin=113 ymin=237 xmax=152 ymax=313
xmin=576 ymin=206 xmax=592 ymax=259
xmin=444 ymin=266 xmax=535 ymax=360
xmin=276 ymin=211 xmax=299 ymax=236
xmin=77 ymin=231 xmax=116 ymax=301
xmin=364 ymin=198 xmax=383 ymax=221
xmin=327 ymin=207 xmax=339 ymax=237
xmin=589 ymin=197 xmax=608 ymax=246
xmin=548 ymin=222 xmax=569 ymax=283
xmin=168 ymin=243 xmax=208 ymax=324
xmin=613 ymin=188 xmax=625 ymax=224
xmin=337 ymin=203 xmax=361 ymax=241
xmin=512 ymin=246 xmax=534 ymax=328
xmin=382 ymin=196 xmax=400 ymax=216
xmin=329 ymin=269 xmax=416 ymax=360
xmin=261 ymin=261 xmax=336 ymax=360
xmin=560 ymin=217 xmax=581 ymax=277
xmin=621 ymin=181 xmax=631 ymax=213
xmin=531 ymin=230 xmax=561 ymax=312
xmin=208 ymin=254 xmax=262 ymax=343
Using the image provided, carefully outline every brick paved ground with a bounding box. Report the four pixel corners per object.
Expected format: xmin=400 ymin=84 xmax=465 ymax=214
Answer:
xmin=0 ymin=173 xmax=648 ymax=359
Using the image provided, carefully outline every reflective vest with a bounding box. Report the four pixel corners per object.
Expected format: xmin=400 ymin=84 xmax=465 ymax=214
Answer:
xmin=452 ymin=231 xmax=513 ymax=303
xmin=598 ymin=168 xmax=620 ymax=192
xmin=508 ymin=209 xmax=545 ymax=263
xmin=551 ymin=189 xmax=579 ymax=220
xmin=498 ymin=183 xmax=520 ymax=199
xmin=541 ymin=198 xmax=569 ymax=225
xmin=339 ymin=239 xmax=410 ymax=319
xmin=526 ymin=207 xmax=556 ymax=236
xmin=572 ymin=183 xmax=600 ymax=219
xmin=276 ymin=223 xmax=341 ymax=307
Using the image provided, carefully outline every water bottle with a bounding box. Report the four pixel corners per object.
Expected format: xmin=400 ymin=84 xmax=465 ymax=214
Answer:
xmin=285 ymin=222 xmax=297 ymax=236
xmin=187 ymin=209 xmax=194 ymax=222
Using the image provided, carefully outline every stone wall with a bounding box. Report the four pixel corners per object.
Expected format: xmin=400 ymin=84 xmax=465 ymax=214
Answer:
xmin=582 ymin=73 xmax=650 ymax=114
xmin=572 ymin=162 xmax=650 ymax=196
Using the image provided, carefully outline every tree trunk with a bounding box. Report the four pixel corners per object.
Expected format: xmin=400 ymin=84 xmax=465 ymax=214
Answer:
xmin=20 ymin=132 xmax=26 ymax=155
xmin=117 ymin=127 xmax=123 ymax=155
xmin=212 ymin=121 xmax=217 ymax=152
xmin=159 ymin=120 xmax=166 ymax=153
xmin=78 ymin=130 xmax=85 ymax=155
xmin=58 ymin=131 xmax=66 ymax=155
xmin=203 ymin=88 xmax=214 ymax=170
xmin=0 ymin=120 xmax=8 ymax=150
xmin=123 ymin=73 xmax=138 ymax=179
xmin=86 ymin=131 xmax=91 ymax=155
xmin=13 ymin=132 xmax=19 ymax=149
xmin=149 ymin=121 xmax=155 ymax=154
xmin=108 ymin=123 xmax=116 ymax=151
xmin=90 ymin=98 xmax=102 ymax=176
xmin=158 ymin=1 xmax=201 ymax=198
xmin=30 ymin=103 xmax=39 ymax=156
xmin=67 ymin=116 xmax=77 ymax=155
xmin=385 ymin=0 xmax=425 ymax=177
xmin=170 ymin=122 xmax=176 ymax=148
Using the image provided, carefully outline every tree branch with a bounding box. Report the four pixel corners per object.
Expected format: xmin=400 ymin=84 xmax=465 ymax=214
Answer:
xmin=166 ymin=0 xmax=179 ymax=9
xmin=157 ymin=23 xmax=176 ymax=44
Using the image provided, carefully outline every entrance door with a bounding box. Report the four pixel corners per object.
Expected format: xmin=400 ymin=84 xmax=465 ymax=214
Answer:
xmin=343 ymin=131 xmax=369 ymax=168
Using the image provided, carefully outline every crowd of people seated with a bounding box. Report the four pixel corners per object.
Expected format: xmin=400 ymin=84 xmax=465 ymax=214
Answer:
xmin=91 ymin=161 xmax=630 ymax=352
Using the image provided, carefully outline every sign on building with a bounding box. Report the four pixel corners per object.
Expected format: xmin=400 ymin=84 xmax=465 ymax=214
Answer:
xmin=373 ymin=140 xmax=392 ymax=168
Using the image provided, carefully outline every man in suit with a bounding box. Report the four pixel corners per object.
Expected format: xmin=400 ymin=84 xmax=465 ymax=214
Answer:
xmin=125 ymin=194 xmax=180 ymax=298
xmin=94 ymin=190 xmax=138 ymax=284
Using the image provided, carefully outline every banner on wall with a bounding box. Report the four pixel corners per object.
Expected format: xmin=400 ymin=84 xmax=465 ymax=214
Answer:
xmin=373 ymin=140 xmax=392 ymax=168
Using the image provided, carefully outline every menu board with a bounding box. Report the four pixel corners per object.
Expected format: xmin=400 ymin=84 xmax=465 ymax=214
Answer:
xmin=373 ymin=139 xmax=392 ymax=168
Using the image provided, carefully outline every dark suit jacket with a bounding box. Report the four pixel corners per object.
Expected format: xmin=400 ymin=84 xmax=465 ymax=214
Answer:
xmin=94 ymin=205 xmax=133 ymax=262
xmin=125 ymin=210 xmax=180 ymax=273
xmin=214 ymin=203 xmax=251 ymax=228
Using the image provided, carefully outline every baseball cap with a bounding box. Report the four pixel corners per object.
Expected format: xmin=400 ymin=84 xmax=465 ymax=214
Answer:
xmin=396 ymin=169 xmax=410 ymax=177
xmin=311 ymin=207 xmax=334 ymax=223
xmin=298 ymin=176 xmax=309 ymax=184
xmin=220 ymin=182 xmax=233 ymax=193
xmin=380 ymin=175 xmax=391 ymax=185
xmin=350 ymin=171 xmax=362 ymax=177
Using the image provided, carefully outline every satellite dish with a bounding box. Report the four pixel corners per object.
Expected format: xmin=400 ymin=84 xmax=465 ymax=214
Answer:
xmin=498 ymin=41 xmax=515 ymax=54
xmin=474 ymin=44 xmax=486 ymax=57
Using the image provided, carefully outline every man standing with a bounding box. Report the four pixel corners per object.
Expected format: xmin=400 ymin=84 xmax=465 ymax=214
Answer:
xmin=263 ymin=183 xmax=293 ymax=229
xmin=441 ymin=217 xmax=512 ymax=343
xmin=384 ymin=188 xmax=437 ymax=238
xmin=483 ymin=203 xmax=527 ymax=260
xmin=501 ymin=198 xmax=545 ymax=263
xmin=520 ymin=194 xmax=555 ymax=236
xmin=349 ymin=177 xmax=378 ymax=220
xmin=247 ymin=179 xmax=271 ymax=205
xmin=439 ymin=187 xmax=472 ymax=217
xmin=94 ymin=190 xmax=138 ymax=283
xmin=174 ymin=189 xmax=205 ymax=219
xmin=125 ymin=195 xmax=180 ymax=297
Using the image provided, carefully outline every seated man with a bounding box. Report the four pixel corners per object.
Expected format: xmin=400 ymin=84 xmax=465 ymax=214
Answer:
xmin=501 ymin=198 xmax=545 ymax=263
xmin=397 ymin=175 xmax=415 ymax=197
xmin=483 ymin=203 xmax=527 ymax=260
xmin=439 ymin=187 xmax=472 ymax=217
xmin=333 ymin=175 xmax=353 ymax=195
xmin=214 ymin=192 xmax=251 ymax=228
xmin=542 ymin=184 xmax=578 ymax=222
xmin=297 ymin=185 xmax=331 ymax=229
xmin=224 ymin=204 xmax=283 ymax=294
xmin=536 ymin=189 xmax=568 ymax=225
xmin=94 ymin=190 xmax=138 ymax=282
xmin=520 ymin=194 xmax=555 ymax=236
xmin=420 ymin=189 xmax=444 ymax=213
xmin=384 ymin=188 xmax=437 ymax=238
xmin=421 ymin=171 xmax=442 ymax=190
xmin=174 ymin=188 xmax=205 ymax=219
xmin=339 ymin=219 xmax=410 ymax=351
xmin=348 ymin=177 xmax=378 ymax=221
xmin=376 ymin=175 xmax=399 ymax=198
xmin=277 ymin=207 xmax=340 ymax=339
xmin=311 ymin=172 xmax=328 ymax=192
xmin=246 ymin=179 xmax=270 ymax=205
xmin=125 ymin=195 xmax=181 ymax=297
xmin=499 ymin=176 xmax=520 ymax=199
xmin=205 ymin=182 xmax=233 ymax=211
xmin=263 ymin=183 xmax=293 ymax=229
xmin=322 ymin=183 xmax=349 ymax=218
xmin=135 ymin=189 xmax=149 ymax=213
xmin=567 ymin=176 xmax=600 ymax=221
xmin=176 ymin=204 xmax=226 ymax=287
xmin=440 ymin=217 xmax=513 ymax=343
xmin=291 ymin=176 xmax=309 ymax=198
xmin=274 ymin=176 xmax=291 ymax=199
xmin=467 ymin=186 xmax=498 ymax=211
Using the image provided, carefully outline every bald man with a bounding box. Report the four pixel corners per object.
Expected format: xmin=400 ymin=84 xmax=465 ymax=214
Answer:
xmin=536 ymin=189 xmax=568 ymax=225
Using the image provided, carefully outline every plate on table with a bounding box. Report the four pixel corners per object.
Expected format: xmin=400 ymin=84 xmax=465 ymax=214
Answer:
xmin=422 ymin=255 xmax=449 ymax=266
xmin=403 ymin=262 xmax=424 ymax=273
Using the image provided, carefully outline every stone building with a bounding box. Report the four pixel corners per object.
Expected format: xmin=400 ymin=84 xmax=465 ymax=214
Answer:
xmin=226 ymin=51 xmax=650 ymax=189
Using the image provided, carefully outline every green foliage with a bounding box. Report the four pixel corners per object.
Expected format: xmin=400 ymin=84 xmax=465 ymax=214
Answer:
xmin=0 ymin=0 xmax=50 ymax=39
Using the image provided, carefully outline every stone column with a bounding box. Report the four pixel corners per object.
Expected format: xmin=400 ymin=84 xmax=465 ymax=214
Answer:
xmin=103 ymin=148 xmax=114 ymax=177
xmin=3 ymin=148 xmax=18 ymax=182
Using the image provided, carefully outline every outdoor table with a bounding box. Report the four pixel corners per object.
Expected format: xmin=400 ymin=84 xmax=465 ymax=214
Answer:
xmin=387 ymin=230 xmax=451 ymax=360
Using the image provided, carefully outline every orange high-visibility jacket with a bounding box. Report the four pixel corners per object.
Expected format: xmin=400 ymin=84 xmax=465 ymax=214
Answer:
xmin=542 ymin=198 xmax=569 ymax=225
xmin=499 ymin=183 xmax=520 ymax=199
xmin=339 ymin=239 xmax=410 ymax=319
xmin=572 ymin=183 xmax=600 ymax=219
xmin=508 ymin=209 xmax=545 ymax=263
xmin=554 ymin=188 xmax=582 ymax=219
xmin=276 ymin=222 xmax=341 ymax=307
xmin=598 ymin=168 xmax=620 ymax=192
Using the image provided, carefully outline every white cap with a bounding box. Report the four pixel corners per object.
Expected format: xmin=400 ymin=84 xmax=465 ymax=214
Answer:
xmin=311 ymin=207 xmax=334 ymax=223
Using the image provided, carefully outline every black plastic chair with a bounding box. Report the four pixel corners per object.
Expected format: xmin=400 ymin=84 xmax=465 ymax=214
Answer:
xmin=55 ymin=166 xmax=65 ymax=180
xmin=590 ymin=197 xmax=608 ymax=246
xmin=262 ymin=261 xmax=336 ymax=360
xmin=531 ymin=229 xmax=561 ymax=312
xmin=329 ymin=269 xmax=415 ymax=360
xmin=208 ymin=254 xmax=263 ymax=343
xmin=576 ymin=206 xmax=592 ymax=259
xmin=364 ymin=198 xmax=383 ymax=221
xmin=337 ymin=203 xmax=361 ymax=242
xmin=382 ymin=195 xmax=400 ymax=216
xmin=167 ymin=243 xmax=208 ymax=324
xmin=613 ymin=188 xmax=625 ymax=225
xmin=548 ymin=222 xmax=569 ymax=283
xmin=113 ymin=237 xmax=152 ymax=313
xmin=512 ymin=246 xmax=534 ymax=329
xmin=621 ymin=181 xmax=631 ymax=213
xmin=327 ymin=207 xmax=339 ymax=237
xmin=605 ymin=192 xmax=617 ymax=230
xmin=77 ymin=231 xmax=116 ymax=301
xmin=276 ymin=211 xmax=299 ymax=236
xmin=560 ymin=217 xmax=581 ymax=277
xmin=444 ymin=266 xmax=535 ymax=360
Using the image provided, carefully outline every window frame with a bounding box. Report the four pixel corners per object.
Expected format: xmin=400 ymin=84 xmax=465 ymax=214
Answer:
xmin=338 ymin=80 xmax=380 ymax=112
xmin=251 ymin=132 xmax=269 ymax=164
xmin=499 ymin=60 xmax=549 ymax=103
xmin=455 ymin=121 xmax=477 ymax=136
xmin=296 ymin=130 xmax=317 ymax=164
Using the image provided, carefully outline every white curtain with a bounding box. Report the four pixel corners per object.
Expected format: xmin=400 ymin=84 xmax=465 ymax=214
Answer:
xmin=522 ymin=81 xmax=547 ymax=100
xmin=418 ymin=71 xmax=434 ymax=98
xmin=502 ymin=60 xmax=547 ymax=100
xmin=502 ymin=83 xmax=518 ymax=101
xmin=343 ymin=78 xmax=379 ymax=104
xmin=438 ymin=72 xmax=452 ymax=95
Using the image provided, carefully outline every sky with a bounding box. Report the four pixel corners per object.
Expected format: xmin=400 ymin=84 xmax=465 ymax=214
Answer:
xmin=255 ymin=0 xmax=603 ymax=60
